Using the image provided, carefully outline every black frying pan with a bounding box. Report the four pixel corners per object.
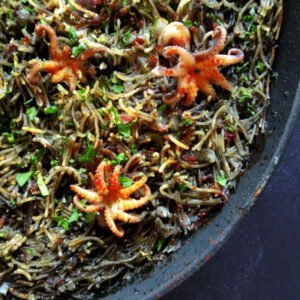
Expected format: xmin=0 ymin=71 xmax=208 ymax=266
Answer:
xmin=102 ymin=1 xmax=300 ymax=299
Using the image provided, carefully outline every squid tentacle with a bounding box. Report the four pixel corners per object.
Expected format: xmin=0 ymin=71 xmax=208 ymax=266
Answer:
xmin=70 ymin=161 xmax=151 ymax=237
xmin=27 ymin=61 xmax=61 ymax=84
xmin=70 ymin=185 xmax=103 ymax=203
xmin=163 ymin=46 xmax=195 ymax=68
xmin=78 ymin=48 xmax=106 ymax=61
xmin=35 ymin=24 xmax=61 ymax=57
xmin=108 ymin=165 xmax=122 ymax=193
xmin=104 ymin=208 xmax=124 ymax=237
xmin=195 ymin=26 xmax=226 ymax=62
xmin=152 ymin=66 xmax=186 ymax=77
xmin=119 ymin=175 xmax=148 ymax=198
xmin=73 ymin=195 xmax=103 ymax=213
xmin=94 ymin=161 xmax=110 ymax=195
xmin=112 ymin=210 xmax=141 ymax=223
xmin=120 ymin=185 xmax=151 ymax=211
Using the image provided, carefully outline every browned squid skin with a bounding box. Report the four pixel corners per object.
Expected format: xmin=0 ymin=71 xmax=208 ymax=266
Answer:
xmin=153 ymin=23 xmax=244 ymax=106
xmin=71 ymin=161 xmax=151 ymax=237
xmin=27 ymin=24 xmax=105 ymax=91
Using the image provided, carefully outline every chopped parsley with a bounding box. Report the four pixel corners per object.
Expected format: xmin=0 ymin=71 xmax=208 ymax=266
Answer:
xmin=122 ymin=30 xmax=132 ymax=45
xmin=26 ymin=248 xmax=34 ymax=255
xmin=130 ymin=144 xmax=138 ymax=154
xmin=119 ymin=176 xmax=133 ymax=188
xmin=3 ymin=132 xmax=15 ymax=144
xmin=50 ymin=159 xmax=58 ymax=166
xmin=216 ymin=170 xmax=227 ymax=187
xmin=0 ymin=230 xmax=9 ymax=238
xmin=178 ymin=183 xmax=188 ymax=192
xmin=54 ymin=208 xmax=82 ymax=231
xmin=72 ymin=44 xmax=86 ymax=57
xmin=78 ymin=135 xmax=96 ymax=164
xmin=256 ymin=61 xmax=266 ymax=74
xmin=68 ymin=27 xmax=77 ymax=45
xmin=236 ymin=87 xmax=253 ymax=104
xmin=109 ymin=106 xmax=132 ymax=139
xmin=155 ymin=239 xmax=165 ymax=252
xmin=111 ymin=152 xmax=128 ymax=166
xmin=26 ymin=107 xmax=38 ymax=121
xmin=182 ymin=118 xmax=193 ymax=127
xmin=37 ymin=173 xmax=49 ymax=196
xmin=44 ymin=106 xmax=58 ymax=115
xmin=85 ymin=213 xmax=95 ymax=223
xmin=111 ymin=84 xmax=124 ymax=94
xmin=16 ymin=171 xmax=34 ymax=187
xmin=117 ymin=123 xmax=131 ymax=139
xmin=158 ymin=104 xmax=168 ymax=114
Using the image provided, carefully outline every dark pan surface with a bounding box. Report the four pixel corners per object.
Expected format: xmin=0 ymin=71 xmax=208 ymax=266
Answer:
xmin=104 ymin=1 xmax=300 ymax=299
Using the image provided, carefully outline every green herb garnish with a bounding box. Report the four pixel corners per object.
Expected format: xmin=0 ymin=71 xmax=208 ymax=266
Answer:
xmin=37 ymin=173 xmax=49 ymax=196
xmin=216 ymin=170 xmax=227 ymax=187
xmin=182 ymin=118 xmax=193 ymax=127
xmin=256 ymin=61 xmax=266 ymax=73
xmin=178 ymin=183 xmax=188 ymax=192
xmin=155 ymin=239 xmax=164 ymax=252
xmin=111 ymin=84 xmax=124 ymax=94
xmin=111 ymin=153 xmax=128 ymax=166
xmin=130 ymin=144 xmax=138 ymax=154
xmin=0 ymin=230 xmax=8 ymax=238
xmin=85 ymin=213 xmax=95 ymax=223
xmin=117 ymin=123 xmax=131 ymax=139
xmin=54 ymin=208 xmax=82 ymax=231
xmin=26 ymin=107 xmax=38 ymax=121
xmin=72 ymin=44 xmax=86 ymax=57
xmin=119 ymin=176 xmax=133 ymax=188
xmin=26 ymin=248 xmax=34 ymax=255
xmin=44 ymin=106 xmax=58 ymax=115
xmin=16 ymin=171 xmax=34 ymax=187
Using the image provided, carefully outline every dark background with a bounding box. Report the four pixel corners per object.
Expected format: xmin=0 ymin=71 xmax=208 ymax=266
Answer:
xmin=164 ymin=110 xmax=300 ymax=299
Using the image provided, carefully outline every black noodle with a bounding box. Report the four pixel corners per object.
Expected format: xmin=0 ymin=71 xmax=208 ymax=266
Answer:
xmin=0 ymin=0 xmax=282 ymax=298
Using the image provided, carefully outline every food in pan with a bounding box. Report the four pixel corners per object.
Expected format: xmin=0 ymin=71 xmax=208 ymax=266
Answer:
xmin=0 ymin=0 xmax=282 ymax=298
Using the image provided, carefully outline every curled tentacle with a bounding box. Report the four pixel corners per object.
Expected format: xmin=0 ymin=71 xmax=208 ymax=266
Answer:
xmin=120 ymin=185 xmax=151 ymax=211
xmin=212 ymin=49 xmax=245 ymax=66
xmin=51 ymin=68 xmax=80 ymax=91
xmin=78 ymin=47 xmax=106 ymax=61
xmin=70 ymin=185 xmax=102 ymax=203
xmin=73 ymin=195 xmax=103 ymax=213
xmin=119 ymin=175 xmax=148 ymax=198
xmin=112 ymin=210 xmax=141 ymax=223
xmin=35 ymin=24 xmax=61 ymax=57
xmin=104 ymin=208 xmax=124 ymax=237
xmin=27 ymin=61 xmax=61 ymax=85
xmin=194 ymin=26 xmax=226 ymax=62
xmin=162 ymin=92 xmax=182 ymax=105
xmin=163 ymin=46 xmax=195 ymax=68
xmin=195 ymin=76 xmax=217 ymax=99
xmin=108 ymin=165 xmax=122 ymax=193
xmin=94 ymin=161 xmax=110 ymax=195
xmin=162 ymin=75 xmax=190 ymax=105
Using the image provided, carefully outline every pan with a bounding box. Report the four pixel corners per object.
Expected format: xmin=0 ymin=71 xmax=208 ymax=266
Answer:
xmin=104 ymin=1 xmax=300 ymax=299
